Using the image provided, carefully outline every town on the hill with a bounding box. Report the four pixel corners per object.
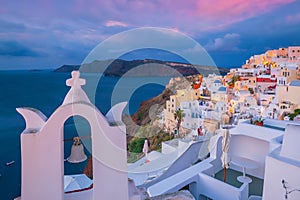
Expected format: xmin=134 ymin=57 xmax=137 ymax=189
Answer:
xmin=163 ymin=46 xmax=300 ymax=137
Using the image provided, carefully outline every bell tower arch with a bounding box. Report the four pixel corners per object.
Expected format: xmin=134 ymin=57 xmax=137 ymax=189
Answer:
xmin=17 ymin=71 xmax=130 ymax=200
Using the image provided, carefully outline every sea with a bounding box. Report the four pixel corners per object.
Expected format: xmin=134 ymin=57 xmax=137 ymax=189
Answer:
xmin=0 ymin=70 xmax=170 ymax=200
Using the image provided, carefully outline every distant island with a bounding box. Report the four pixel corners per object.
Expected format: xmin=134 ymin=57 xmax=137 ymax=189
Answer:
xmin=54 ymin=59 xmax=229 ymax=77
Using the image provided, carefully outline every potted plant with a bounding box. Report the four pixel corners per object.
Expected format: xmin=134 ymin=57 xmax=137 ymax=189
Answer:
xmin=255 ymin=117 xmax=264 ymax=126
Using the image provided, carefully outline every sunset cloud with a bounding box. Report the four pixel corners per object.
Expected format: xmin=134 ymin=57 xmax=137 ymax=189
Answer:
xmin=286 ymin=13 xmax=300 ymax=23
xmin=0 ymin=0 xmax=299 ymax=69
xmin=105 ymin=20 xmax=128 ymax=27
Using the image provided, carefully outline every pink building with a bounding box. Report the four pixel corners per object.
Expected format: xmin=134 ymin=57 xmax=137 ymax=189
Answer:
xmin=288 ymin=46 xmax=300 ymax=62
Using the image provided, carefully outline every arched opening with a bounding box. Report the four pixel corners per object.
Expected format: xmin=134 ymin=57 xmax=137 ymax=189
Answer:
xmin=63 ymin=115 xmax=93 ymax=193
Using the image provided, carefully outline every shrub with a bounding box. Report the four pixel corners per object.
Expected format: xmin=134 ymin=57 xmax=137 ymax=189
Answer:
xmin=128 ymin=137 xmax=146 ymax=153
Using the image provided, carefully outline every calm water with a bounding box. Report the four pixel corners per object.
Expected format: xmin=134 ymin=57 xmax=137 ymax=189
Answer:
xmin=0 ymin=70 xmax=169 ymax=200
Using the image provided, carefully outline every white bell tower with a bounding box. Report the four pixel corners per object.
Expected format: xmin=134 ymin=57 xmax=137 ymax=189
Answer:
xmin=17 ymin=71 xmax=132 ymax=200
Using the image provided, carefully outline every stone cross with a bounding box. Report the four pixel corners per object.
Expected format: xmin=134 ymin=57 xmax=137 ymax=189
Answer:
xmin=66 ymin=71 xmax=85 ymax=88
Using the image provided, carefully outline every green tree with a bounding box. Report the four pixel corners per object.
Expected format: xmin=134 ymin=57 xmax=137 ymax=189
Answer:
xmin=174 ymin=108 xmax=185 ymax=136
xmin=288 ymin=109 xmax=300 ymax=120
xmin=294 ymin=109 xmax=300 ymax=114
xmin=227 ymin=75 xmax=240 ymax=87
xmin=128 ymin=137 xmax=146 ymax=153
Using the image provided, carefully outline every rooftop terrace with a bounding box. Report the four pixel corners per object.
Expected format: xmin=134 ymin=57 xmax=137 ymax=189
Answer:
xmin=215 ymin=169 xmax=263 ymax=197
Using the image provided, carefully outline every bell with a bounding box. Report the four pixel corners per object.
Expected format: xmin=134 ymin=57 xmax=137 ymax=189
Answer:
xmin=67 ymin=137 xmax=87 ymax=163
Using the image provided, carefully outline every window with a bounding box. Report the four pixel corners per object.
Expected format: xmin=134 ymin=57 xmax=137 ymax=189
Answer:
xmin=292 ymin=50 xmax=295 ymax=53
xmin=281 ymin=105 xmax=287 ymax=109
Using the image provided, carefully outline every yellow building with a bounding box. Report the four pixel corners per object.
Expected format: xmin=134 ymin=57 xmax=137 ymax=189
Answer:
xmin=279 ymin=65 xmax=298 ymax=84
xmin=164 ymin=88 xmax=200 ymax=133
xmin=276 ymin=80 xmax=300 ymax=106
xmin=265 ymin=50 xmax=278 ymax=59
xmin=234 ymin=80 xmax=250 ymax=91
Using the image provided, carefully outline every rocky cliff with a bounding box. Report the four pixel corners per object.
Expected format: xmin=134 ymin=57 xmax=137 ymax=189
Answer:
xmin=129 ymin=74 xmax=201 ymax=127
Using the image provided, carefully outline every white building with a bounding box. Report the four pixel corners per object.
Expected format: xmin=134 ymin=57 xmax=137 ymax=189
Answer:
xmin=16 ymin=71 xmax=137 ymax=200
xmin=202 ymin=74 xmax=223 ymax=92
xmin=180 ymin=100 xmax=204 ymax=130
xmin=277 ymin=76 xmax=288 ymax=86
xmin=146 ymin=121 xmax=300 ymax=200
xmin=213 ymin=101 xmax=228 ymax=120
xmin=211 ymin=86 xmax=228 ymax=102
xmin=231 ymin=68 xmax=259 ymax=77
xmin=264 ymin=103 xmax=279 ymax=119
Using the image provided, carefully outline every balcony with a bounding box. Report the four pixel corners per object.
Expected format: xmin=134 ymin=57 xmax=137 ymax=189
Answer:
xmin=214 ymin=168 xmax=263 ymax=197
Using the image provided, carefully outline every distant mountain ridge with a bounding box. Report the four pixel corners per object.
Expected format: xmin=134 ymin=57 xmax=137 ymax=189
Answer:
xmin=54 ymin=59 xmax=229 ymax=76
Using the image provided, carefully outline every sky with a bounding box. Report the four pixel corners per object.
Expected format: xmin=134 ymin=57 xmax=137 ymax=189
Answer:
xmin=1 ymin=0 xmax=300 ymax=70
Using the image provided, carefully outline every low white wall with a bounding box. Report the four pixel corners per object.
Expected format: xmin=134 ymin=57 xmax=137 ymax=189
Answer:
xmin=263 ymin=152 xmax=300 ymax=200
xmin=228 ymin=135 xmax=270 ymax=178
xmin=178 ymin=140 xmax=191 ymax=155
xmin=64 ymin=189 xmax=93 ymax=200
xmin=161 ymin=142 xmax=177 ymax=154
xmin=146 ymin=159 xmax=213 ymax=198
xmin=197 ymin=173 xmax=249 ymax=200
xmin=280 ymin=124 xmax=300 ymax=161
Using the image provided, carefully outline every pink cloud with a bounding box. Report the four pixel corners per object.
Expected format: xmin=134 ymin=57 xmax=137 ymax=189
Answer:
xmin=199 ymin=1 xmax=292 ymax=18
xmin=93 ymin=0 xmax=295 ymax=33
xmin=0 ymin=0 xmax=296 ymax=45
xmin=170 ymin=0 xmax=295 ymax=31
xmin=286 ymin=13 xmax=300 ymax=23
xmin=105 ymin=20 xmax=128 ymax=27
